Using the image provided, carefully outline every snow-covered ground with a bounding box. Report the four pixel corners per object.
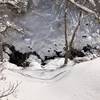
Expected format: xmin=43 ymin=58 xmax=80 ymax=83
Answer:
xmin=0 ymin=57 xmax=100 ymax=100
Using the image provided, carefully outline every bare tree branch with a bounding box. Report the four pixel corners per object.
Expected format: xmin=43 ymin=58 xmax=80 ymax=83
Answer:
xmin=69 ymin=11 xmax=82 ymax=49
xmin=0 ymin=82 xmax=21 ymax=98
xmin=88 ymin=0 xmax=96 ymax=6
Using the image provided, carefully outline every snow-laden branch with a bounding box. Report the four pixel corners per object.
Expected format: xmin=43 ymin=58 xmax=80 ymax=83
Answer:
xmin=68 ymin=0 xmax=98 ymax=18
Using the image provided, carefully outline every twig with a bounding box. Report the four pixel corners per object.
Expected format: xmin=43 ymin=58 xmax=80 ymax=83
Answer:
xmin=0 ymin=82 xmax=21 ymax=98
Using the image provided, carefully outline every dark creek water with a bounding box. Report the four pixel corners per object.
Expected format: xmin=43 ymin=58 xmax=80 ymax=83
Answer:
xmin=3 ymin=44 xmax=92 ymax=67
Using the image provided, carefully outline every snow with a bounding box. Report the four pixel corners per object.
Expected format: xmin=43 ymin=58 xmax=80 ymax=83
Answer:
xmin=0 ymin=1 xmax=100 ymax=100
xmin=1 ymin=57 xmax=100 ymax=100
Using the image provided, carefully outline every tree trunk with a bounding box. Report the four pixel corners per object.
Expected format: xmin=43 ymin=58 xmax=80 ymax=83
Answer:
xmin=64 ymin=0 xmax=68 ymax=65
